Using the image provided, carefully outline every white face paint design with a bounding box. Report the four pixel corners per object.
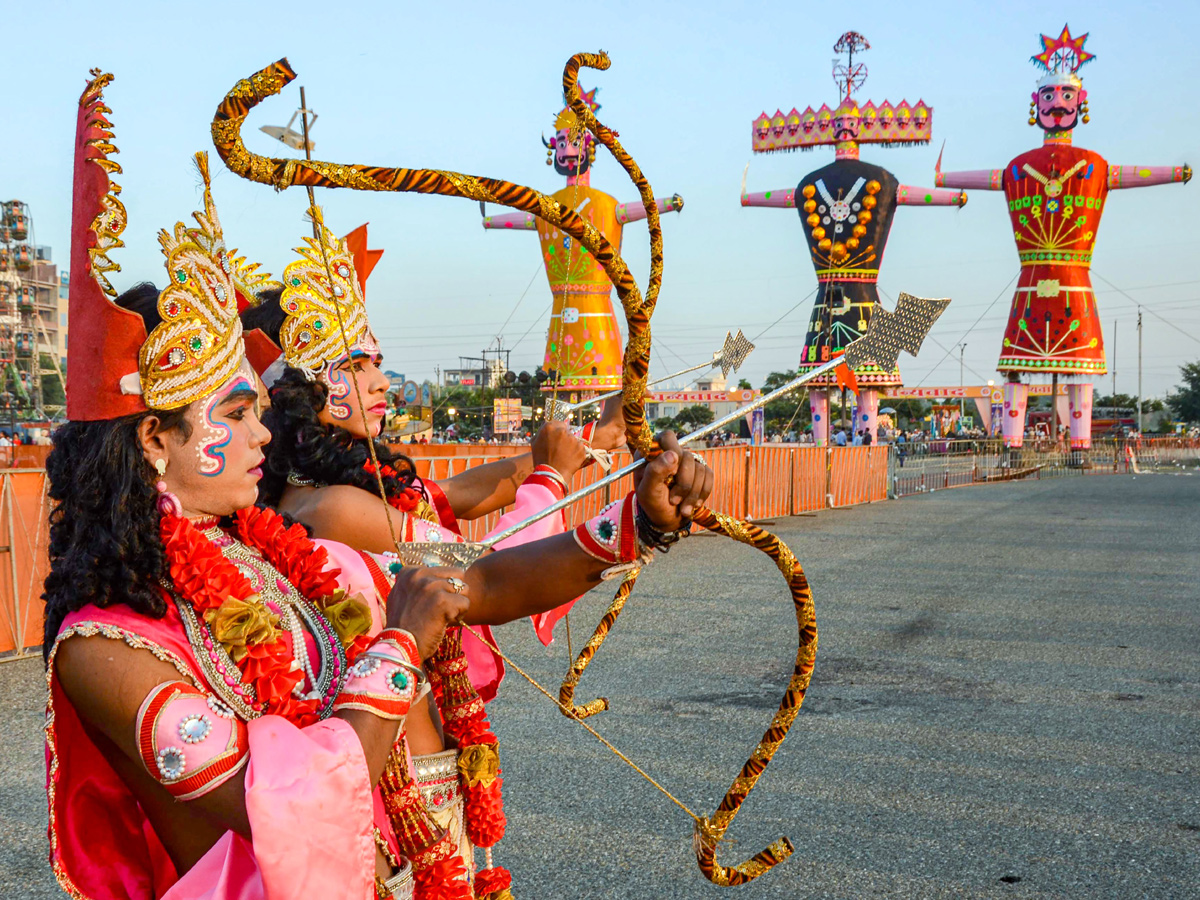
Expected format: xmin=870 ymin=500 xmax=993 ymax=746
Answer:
xmin=197 ymin=359 xmax=259 ymax=475
xmin=320 ymin=334 xmax=383 ymax=422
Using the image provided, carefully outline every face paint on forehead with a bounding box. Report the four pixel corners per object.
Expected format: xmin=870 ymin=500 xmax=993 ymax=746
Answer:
xmin=196 ymin=368 xmax=257 ymax=476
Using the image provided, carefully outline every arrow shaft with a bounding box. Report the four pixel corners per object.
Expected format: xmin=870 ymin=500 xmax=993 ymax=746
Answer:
xmin=482 ymin=356 xmax=841 ymax=548
xmin=555 ymin=357 xmax=717 ymax=417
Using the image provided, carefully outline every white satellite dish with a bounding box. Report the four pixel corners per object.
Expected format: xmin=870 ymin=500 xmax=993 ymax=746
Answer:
xmin=259 ymin=108 xmax=317 ymax=152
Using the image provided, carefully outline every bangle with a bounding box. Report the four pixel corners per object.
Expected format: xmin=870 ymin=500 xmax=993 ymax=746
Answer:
xmin=635 ymin=502 xmax=692 ymax=553
xmin=528 ymin=463 xmax=569 ymax=495
xmin=573 ymin=492 xmax=655 ymax=579
xmin=334 ymin=632 xmax=423 ymax=720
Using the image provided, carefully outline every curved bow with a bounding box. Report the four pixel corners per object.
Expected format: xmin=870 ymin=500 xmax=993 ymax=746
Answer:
xmin=211 ymin=52 xmax=816 ymax=887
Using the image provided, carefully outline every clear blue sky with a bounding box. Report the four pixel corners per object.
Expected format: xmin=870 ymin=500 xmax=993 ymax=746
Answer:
xmin=7 ymin=0 xmax=1199 ymax=396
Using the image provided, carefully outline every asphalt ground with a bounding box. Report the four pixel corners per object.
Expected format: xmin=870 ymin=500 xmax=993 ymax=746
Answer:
xmin=2 ymin=474 xmax=1197 ymax=898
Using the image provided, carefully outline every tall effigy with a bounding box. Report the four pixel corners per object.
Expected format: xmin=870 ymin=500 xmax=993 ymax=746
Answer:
xmin=482 ymin=88 xmax=682 ymax=394
xmin=743 ymin=32 xmax=965 ymax=444
xmin=936 ymin=25 xmax=1191 ymax=449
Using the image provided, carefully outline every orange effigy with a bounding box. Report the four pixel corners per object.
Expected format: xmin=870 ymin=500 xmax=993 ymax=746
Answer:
xmin=482 ymin=88 xmax=682 ymax=392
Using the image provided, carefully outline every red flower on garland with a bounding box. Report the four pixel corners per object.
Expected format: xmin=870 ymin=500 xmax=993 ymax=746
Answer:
xmin=474 ymin=866 xmax=512 ymax=899
xmin=364 ymin=460 xmax=421 ymax=512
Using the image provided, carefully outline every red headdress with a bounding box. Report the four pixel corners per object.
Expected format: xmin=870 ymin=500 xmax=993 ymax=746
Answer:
xmin=66 ymin=70 xmax=143 ymax=421
xmin=68 ymin=71 xmax=269 ymax=419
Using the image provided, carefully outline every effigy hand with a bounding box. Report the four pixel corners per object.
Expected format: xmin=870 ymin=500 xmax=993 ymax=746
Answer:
xmin=385 ymin=566 xmax=471 ymax=659
xmin=633 ymin=430 xmax=714 ymax=529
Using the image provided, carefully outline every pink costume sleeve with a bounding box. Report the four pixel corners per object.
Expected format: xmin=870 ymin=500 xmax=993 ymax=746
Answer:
xmin=615 ymin=193 xmax=684 ymax=223
xmin=481 ymin=210 xmax=537 ymax=230
xmin=895 ymin=185 xmax=967 ymax=206
xmin=482 ymin=471 xmax=575 ymax=647
xmin=1107 ymin=164 xmax=1192 ymax=189
xmin=740 ymin=186 xmax=797 ymax=208
xmin=935 ymin=168 xmax=1003 ymax=190
xmin=241 ymin=717 xmax=375 ymax=899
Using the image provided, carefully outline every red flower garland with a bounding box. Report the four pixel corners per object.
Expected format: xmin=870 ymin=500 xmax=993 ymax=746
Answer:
xmin=159 ymin=507 xmax=353 ymax=727
xmin=364 ymin=460 xmax=421 ymax=512
xmin=425 ymin=629 xmax=509 ymax=890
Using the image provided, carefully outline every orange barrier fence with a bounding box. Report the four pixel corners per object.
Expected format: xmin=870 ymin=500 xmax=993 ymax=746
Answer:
xmin=0 ymin=470 xmax=50 ymax=657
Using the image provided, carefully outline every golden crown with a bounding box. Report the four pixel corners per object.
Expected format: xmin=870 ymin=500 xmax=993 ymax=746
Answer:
xmin=137 ymin=153 xmax=246 ymax=410
xmin=278 ymin=205 xmax=370 ymax=374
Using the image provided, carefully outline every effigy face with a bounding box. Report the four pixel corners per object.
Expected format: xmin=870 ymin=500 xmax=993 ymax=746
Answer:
xmin=1033 ymin=82 xmax=1086 ymax=133
xmin=549 ymin=125 xmax=593 ymax=178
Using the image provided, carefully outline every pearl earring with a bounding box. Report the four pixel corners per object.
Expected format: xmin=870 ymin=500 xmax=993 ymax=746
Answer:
xmin=154 ymin=458 xmax=167 ymax=477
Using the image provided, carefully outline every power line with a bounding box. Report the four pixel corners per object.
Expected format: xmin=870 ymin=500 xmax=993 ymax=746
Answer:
xmin=1092 ymin=271 xmax=1200 ymax=346
xmin=750 ymin=285 xmax=818 ymax=344
xmin=492 ymin=263 xmax=545 ymax=347
xmin=914 ymin=273 xmax=1018 ymax=387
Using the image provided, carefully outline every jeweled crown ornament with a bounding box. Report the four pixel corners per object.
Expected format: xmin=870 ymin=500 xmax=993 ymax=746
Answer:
xmin=278 ymin=206 xmax=371 ymax=375
xmin=1029 ymin=24 xmax=1094 ymax=131
xmin=136 ymin=153 xmax=246 ymax=410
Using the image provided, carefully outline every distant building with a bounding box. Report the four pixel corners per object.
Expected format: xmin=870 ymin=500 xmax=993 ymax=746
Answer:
xmin=645 ymin=374 xmax=759 ymax=422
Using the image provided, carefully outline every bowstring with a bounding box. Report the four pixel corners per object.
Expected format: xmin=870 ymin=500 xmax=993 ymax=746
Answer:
xmin=298 ymin=92 xmax=403 ymax=554
xmin=460 ymin=622 xmax=702 ymax=825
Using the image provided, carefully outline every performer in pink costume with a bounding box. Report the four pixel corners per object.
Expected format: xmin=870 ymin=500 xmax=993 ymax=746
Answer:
xmin=44 ymin=71 xmax=711 ymax=900
xmin=936 ymin=24 xmax=1190 ymax=449
xmin=743 ymin=32 xmax=965 ymax=445
xmin=481 ymin=87 xmax=683 ymax=394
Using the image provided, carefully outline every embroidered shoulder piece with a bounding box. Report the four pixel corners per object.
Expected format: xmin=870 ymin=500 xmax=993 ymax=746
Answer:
xmin=135 ymin=681 xmax=248 ymax=800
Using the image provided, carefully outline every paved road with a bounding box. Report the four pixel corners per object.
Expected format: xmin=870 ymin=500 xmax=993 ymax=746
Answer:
xmin=3 ymin=475 xmax=1197 ymax=898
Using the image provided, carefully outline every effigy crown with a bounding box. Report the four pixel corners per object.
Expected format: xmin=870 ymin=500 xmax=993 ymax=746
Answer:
xmin=750 ymin=31 xmax=932 ymax=153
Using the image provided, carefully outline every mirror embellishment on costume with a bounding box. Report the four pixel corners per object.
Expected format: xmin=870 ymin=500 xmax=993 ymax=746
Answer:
xmin=135 ymin=681 xmax=249 ymax=800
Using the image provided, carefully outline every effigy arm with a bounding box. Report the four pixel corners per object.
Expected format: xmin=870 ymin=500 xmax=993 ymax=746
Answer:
xmin=740 ymin=187 xmax=796 ymax=208
xmin=934 ymin=168 xmax=1003 ymax=190
xmin=615 ymin=193 xmax=684 ymax=223
xmin=481 ymin=210 xmax=537 ymax=230
xmin=1107 ymin=164 xmax=1192 ymax=190
xmin=896 ymin=185 xmax=967 ymax=207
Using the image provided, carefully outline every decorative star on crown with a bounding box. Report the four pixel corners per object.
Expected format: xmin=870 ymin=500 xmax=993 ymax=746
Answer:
xmin=1032 ymin=24 xmax=1095 ymax=74
xmin=554 ymin=86 xmax=601 ymax=132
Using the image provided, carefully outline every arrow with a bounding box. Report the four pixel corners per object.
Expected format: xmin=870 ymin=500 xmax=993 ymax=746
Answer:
xmin=392 ymin=293 xmax=950 ymax=568
xmin=544 ymin=330 xmax=756 ymax=422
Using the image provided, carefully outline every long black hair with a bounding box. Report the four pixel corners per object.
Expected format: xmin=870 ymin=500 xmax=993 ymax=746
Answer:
xmin=42 ymin=283 xmax=190 ymax=657
xmin=242 ymin=288 xmax=421 ymax=508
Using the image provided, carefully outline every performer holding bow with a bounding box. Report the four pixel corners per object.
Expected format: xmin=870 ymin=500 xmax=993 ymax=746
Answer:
xmin=935 ymin=24 xmax=1191 ymax=450
xmin=45 ymin=71 xmax=711 ymax=900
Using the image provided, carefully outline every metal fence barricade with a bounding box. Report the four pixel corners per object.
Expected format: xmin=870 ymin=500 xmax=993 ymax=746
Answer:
xmin=791 ymin=448 xmax=826 ymax=513
xmin=0 ymin=470 xmax=50 ymax=659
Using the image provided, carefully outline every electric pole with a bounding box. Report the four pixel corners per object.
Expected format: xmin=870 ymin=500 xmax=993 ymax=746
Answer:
xmin=1136 ymin=307 xmax=1143 ymax=433
xmin=958 ymin=342 xmax=967 ymax=430
xmin=1111 ymin=318 xmax=1117 ymax=403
